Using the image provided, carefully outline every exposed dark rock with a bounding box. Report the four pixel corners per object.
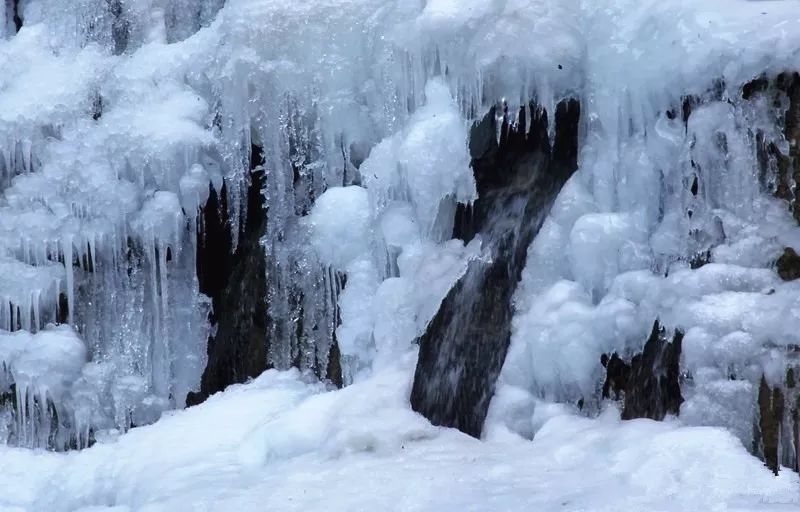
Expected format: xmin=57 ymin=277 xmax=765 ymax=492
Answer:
xmin=188 ymin=142 xmax=345 ymax=405
xmin=601 ymin=353 xmax=630 ymax=401
xmin=746 ymin=73 xmax=800 ymax=199
xmin=776 ymin=247 xmax=800 ymax=281
xmin=758 ymin=376 xmax=784 ymax=475
xmin=326 ymin=334 xmax=343 ymax=388
xmin=57 ymin=293 xmax=69 ymax=325
xmin=91 ymin=95 xmax=104 ymax=121
xmin=410 ymin=99 xmax=580 ymax=438
xmin=783 ymin=73 xmax=800 ymax=223
xmin=621 ymin=321 xmax=684 ymax=421
xmin=682 ymin=95 xmax=698 ymax=126
xmin=187 ymin=146 xmax=270 ymax=405
xmin=761 ymin=72 xmax=800 ymax=216
xmin=8 ymin=0 xmax=22 ymax=32
xmin=742 ymin=74 xmax=770 ymax=100
xmin=689 ymin=249 xmax=711 ymax=269
xmin=793 ymin=395 xmax=800 ymax=473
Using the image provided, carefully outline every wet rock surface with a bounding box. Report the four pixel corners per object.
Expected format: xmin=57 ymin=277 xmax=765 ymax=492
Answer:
xmin=777 ymin=247 xmax=800 ymax=281
xmin=601 ymin=353 xmax=630 ymax=401
xmin=410 ymin=99 xmax=580 ymax=438
xmin=188 ymin=143 xmax=344 ymax=406
xmin=600 ymin=321 xmax=684 ymax=422
xmin=752 ymin=365 xmax=800 ymax=475
xmin=758 ymin=376 xmax=785 ymax=475
xmin=621 ymin=321 xmax=684 ymax=421
xmin=187 ymin=147 xmax=270 ymax=405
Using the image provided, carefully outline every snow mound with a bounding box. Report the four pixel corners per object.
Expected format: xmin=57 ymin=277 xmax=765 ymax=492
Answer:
xmin=0 ymin=362 xmax=797 ymax=511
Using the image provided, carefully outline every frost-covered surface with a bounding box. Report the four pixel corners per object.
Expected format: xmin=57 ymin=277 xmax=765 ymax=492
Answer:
xmin=493 ymin=0 xmax=800 ymax=454
xmin=0 ymin=326 xmax=86 ymax=447
xmin=0 ymin=356 xmax=798 ymax=511
xmin=0 ymin=0 xmax=799 ymax=506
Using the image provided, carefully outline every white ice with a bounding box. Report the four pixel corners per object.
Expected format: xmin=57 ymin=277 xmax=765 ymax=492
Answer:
xmin=1 ymin=353 xmax=798 ymax=511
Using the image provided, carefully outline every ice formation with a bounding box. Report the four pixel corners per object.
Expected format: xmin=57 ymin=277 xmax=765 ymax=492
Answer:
xmin=494 ymin=4 xmax=800 ymax=472
xmin=0 ymin=0 xmax=799 ymax=507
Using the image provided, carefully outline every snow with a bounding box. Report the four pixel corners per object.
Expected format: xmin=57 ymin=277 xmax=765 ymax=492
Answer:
xmin=0 ymin=356 xmax=797 ymax=512
xmin=308 ymin=186 xmax=372 ymax=270
xmin=361 ymin=79 xmax=476 ymax=238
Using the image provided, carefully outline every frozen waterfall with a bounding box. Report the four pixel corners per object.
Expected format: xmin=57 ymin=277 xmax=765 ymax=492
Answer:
xmin=0 ymin=0 xmax=799 ymax=490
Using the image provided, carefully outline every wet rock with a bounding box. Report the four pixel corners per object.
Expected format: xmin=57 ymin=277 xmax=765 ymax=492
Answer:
xmin=410 ymin=99 xmax=580 ymax=438
xmin=758 ymin=376 xmax=785 ymax=475
xmin=621 ymin=320 xmax=684 ymax=421
xmin=782 ymin=73 xmax=800 ymax=222
xmin=767 ymin=72 xmax=800 ymax=217
xmin=682 ymin=95 xmax=698 ymax=126
xmin=689 ymin=249 xmax=711 ymax=269
xmin=187 ymin=146 xmax=270 ymax=405
xmin=187 ymin=143 xmax=344 ymax=406
xmin=601 ymin=353 xmax=630 ymax=401
xmin=776 ymin=247 xmax=800 ymax=281
xmin=9 ymin=0 xmax=22 ymax=32
xmin=742 ymin=74 xmax=770 ymax=100
xmin=91 ymin=94 xmax=104 ymax=121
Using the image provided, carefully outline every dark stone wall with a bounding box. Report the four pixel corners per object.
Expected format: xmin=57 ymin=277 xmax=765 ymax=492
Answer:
xmin=187 ymin=142 xmax=344 ymax=406
xmin=187 ymin=146 xmax=270 ymax=405
xmin=620 ymin=321 xmax=683 ymax=421
xmin=410 ymin=99 xmax=580 ymax=438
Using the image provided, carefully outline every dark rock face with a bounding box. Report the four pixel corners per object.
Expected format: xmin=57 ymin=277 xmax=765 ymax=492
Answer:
xmin=753 ymin=366 xmax=800 ymax=475
xmin=187 ymin=146 xmax=270 ymax=405
xmin=780 ymin=72 xmax=800 ymax=222
xmin=746 ymin=72 xmax=800 ymax=216
xmin=601 ymin=353 xmax=630 ymax=401
xmin=410 ymin=99 xmax=580 ymax=438
xmin=7 ymin=0 xmax=22 ymax=32
xmin=600 ymin=321 xmax=684 ymax=422
xmin=791 ymin=370 xmax=800 ymax=474
xmin=621 ymin=321 xmax=684 ymax=421
xmin=777 ymin=247 xmax=800 ymax=281
xmin=758 ymin=376 xmax=785 ymax=475
xmin=187 ymin=142 xmax=345 ymax=406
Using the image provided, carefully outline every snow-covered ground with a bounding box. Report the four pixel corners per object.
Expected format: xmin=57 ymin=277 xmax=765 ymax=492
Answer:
xmin=1 ymin=352 xmax=798 ymax=512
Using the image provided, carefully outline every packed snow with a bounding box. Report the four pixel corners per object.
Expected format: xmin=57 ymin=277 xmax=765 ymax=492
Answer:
xmin=0 ymin=0 xmax=799 ymax=509
xmin=1 ymin=353 xmax=798 ymax=511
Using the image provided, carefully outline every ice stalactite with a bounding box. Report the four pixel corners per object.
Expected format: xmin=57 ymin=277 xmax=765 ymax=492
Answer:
xmin=0 ymin=0 xmax=220 ymax=447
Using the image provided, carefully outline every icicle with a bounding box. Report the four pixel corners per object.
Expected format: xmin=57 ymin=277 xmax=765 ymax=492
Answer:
xmin=32 ymin=289 xmax=41 ymax=332
xmin=20 ymin=293 xmax=30 ymax=332
xmin=61 ymin=235 xmax=74 ymax=326
xmin=148 ymin=237 xmax=163 ymax=395
xmin=157 ymin=239 xmax=171 ymax=400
